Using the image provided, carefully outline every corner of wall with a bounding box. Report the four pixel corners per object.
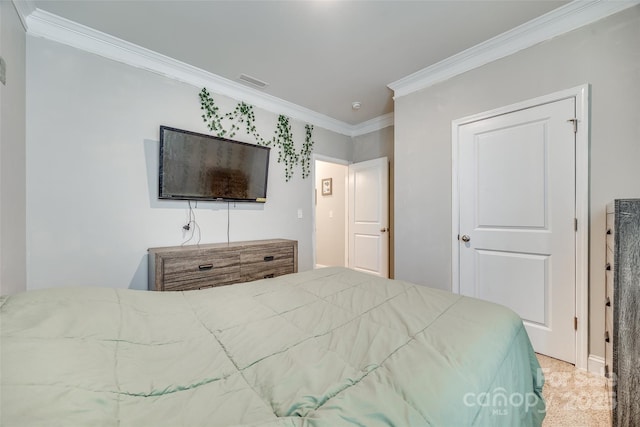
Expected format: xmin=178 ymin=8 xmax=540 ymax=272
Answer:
xmin=0 ymin=0 xmax=28 ymax=295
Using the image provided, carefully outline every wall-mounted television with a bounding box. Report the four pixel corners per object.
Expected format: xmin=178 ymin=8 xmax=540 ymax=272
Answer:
xmin=159 ymin=126 xmax=270 ymax=202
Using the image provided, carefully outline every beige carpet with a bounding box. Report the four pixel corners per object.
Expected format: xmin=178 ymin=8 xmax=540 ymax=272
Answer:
xmin=537 ymin=354 xmax=611 ymax=426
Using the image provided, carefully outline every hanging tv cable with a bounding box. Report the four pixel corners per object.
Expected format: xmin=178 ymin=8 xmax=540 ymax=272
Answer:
xmin=181 ymin=200 xmax=201 ymax=245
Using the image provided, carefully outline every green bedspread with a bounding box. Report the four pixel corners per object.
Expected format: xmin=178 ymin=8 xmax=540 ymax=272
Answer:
xmin=1 ymin=267 xmax=545 ymax=426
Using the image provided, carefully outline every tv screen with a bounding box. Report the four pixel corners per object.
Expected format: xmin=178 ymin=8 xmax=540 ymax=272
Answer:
xmin=159 ymin=126 xmax=270 ymax=202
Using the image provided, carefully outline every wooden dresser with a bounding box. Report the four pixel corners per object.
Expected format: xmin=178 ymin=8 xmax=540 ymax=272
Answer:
xmin=148 ymin=239 xmax=298 ymax=291
xmin=604 ymin=199 xmax=640 ymax=427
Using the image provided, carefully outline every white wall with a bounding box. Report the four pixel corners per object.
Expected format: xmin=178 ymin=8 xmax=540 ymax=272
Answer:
xmin=0 ymin=1 xmax=27 ymax=295
xmin=393 ymin=6 xmax=640 ymax=359
xmin=26 ymin=36 xmax=351 ymax=291
xmin=315 ymin=160 xmax=347 ymax=267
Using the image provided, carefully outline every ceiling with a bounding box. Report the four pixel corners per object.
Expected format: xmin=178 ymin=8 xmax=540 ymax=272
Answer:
xmin=29 ymin=0 xmax=570 ymax=126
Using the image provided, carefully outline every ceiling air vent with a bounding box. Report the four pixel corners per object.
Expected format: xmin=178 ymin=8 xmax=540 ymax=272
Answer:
xmin=238 ymin=73 xmax=269 ymax=89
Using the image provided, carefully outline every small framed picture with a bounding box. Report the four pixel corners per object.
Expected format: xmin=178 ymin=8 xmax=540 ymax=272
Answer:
xmin=321 ymin=178 xmax=332 ymax=196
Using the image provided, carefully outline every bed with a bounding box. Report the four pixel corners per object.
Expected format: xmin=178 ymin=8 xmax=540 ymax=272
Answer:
xmin=1 ymin=267 xmax=545 ymax=426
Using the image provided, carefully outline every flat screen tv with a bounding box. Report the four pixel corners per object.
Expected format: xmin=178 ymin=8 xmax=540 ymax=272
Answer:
xmin=159 ymin=126 xmax=270 ymax=202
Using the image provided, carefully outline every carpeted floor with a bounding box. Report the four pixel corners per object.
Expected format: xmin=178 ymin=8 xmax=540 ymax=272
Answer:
xmin=536 ymin=354 xmax=611 ymax=426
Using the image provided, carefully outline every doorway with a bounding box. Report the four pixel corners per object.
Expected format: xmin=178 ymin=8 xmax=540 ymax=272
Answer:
xmin=313 ymin=156 xmax=390 ymax=278
xmin=314 ymin=158 xmax=348 ymax=268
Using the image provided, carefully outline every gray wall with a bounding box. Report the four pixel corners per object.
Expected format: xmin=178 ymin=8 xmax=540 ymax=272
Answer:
xmin=353 ymin=126 xmax=394 ymax=277
xmin=393 ymin=6 xmax=640 ymax=359
xmin=0 ymin=1 xmax=27 ymax=295
xmin=26 ymin=36 xmax=352 ymax=291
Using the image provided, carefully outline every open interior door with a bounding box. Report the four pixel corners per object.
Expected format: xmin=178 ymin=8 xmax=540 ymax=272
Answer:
xmin=348 ymin=157 xmax=389 ymax=278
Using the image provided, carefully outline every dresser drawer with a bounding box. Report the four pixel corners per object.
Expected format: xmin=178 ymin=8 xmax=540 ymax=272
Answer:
xmin=240 ymin=244 xmax=294 ymax=264
xmin=605 ymin=305 xmax=613 ymax=342
xmin=162 ymin=252 xmax=240 ymax=291
xmin=604 ymin=298 xmax=613 ymax=382
xmin=606 ymin=212 xmax=615 ymax=251
xmin=604 ymin=335 xmax=613 ymax=381
xmin=606 ymin=230 xmax=614 ymax=253
xmin=241 ymin=258 xmax=294 ymax=282
xmin=605 ymin=246 xmax=614 ymax=274
xmin=606 ymin=212 xmax=615 ymax=229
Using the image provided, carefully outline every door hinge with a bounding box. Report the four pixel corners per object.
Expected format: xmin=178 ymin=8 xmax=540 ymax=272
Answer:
xmin=567 ymin=118 xmax=578 ymax=133
xmin=574 ymin=317 xmax=578 ymax=330
xmin=574 ymin=218 xmax=578 ymax=231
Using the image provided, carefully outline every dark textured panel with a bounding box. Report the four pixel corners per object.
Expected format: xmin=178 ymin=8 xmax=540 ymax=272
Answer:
xmin=612 ymin=199 xmax=640 ymax=427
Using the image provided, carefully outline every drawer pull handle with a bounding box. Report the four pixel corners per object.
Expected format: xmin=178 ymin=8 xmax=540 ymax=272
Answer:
xmin=264 ymin=256 xmax=275 ymax=262
xmin=606 ymin=297 xmax=611 ymax=307
xmin=605 ymin=263 xmax=611 ymax=271
xmin=605 ymin=331 xmax=610 ymax=343
xmin=198 ymin=264 xmax=214 ymax=271
xmin=263 ymin=273 xmax=275 ymax=279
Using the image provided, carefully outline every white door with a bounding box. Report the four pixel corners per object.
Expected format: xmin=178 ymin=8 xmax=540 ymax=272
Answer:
xmin=348 ymin=157 xmax=389 ymax=278
xmin=457 ymin=98 xmax=576 ymax=363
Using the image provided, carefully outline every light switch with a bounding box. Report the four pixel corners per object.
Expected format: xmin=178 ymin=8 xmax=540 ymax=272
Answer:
xmin=0 ymin=57 xmax=6 ymax=86
xmin=329 ymin=210 xmax=333 ymax=218
xmin=297 ymin=208 xmax=303 ymax=219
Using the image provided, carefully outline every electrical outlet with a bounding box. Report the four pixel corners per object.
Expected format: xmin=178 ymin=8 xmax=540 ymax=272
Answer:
xmin=297 ymin=209 xmax=303 ymax=219
xmin=0 ymin=57 xmax=6 ymax=86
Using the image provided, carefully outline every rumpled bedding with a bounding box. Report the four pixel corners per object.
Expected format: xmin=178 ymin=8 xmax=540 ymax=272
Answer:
xmin=1 ymin=267 xmax=544 ymax=426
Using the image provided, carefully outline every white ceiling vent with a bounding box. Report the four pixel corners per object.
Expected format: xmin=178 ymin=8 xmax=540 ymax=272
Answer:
xmin=238 ymin=73 xmax=269 ymax=89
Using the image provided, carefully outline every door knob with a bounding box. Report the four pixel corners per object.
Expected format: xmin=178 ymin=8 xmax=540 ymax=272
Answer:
xmin=461 ymin=235 xmax=471 ymax=242
xmin=380 ymin=227 xmax=389 ymax=233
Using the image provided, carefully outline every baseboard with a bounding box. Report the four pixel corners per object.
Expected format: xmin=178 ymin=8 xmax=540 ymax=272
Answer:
xmin=588 ymin=354 xmax=605 ymax=376
xmin=315 ymin=264 xmax=328 ymax=269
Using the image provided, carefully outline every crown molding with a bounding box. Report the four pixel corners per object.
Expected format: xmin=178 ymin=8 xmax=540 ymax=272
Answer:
xmin=11 ymin=0 xmax=36 ymax=31
xmin=388 ymin=0 xmax=640 ymax=98
xmin=24 ymin=1 xmax=630 ymax=137
xmin=25 ymin=9 xmax=361 ymax=136
xmin=351 ymin=113 xmax=394 ymax=137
